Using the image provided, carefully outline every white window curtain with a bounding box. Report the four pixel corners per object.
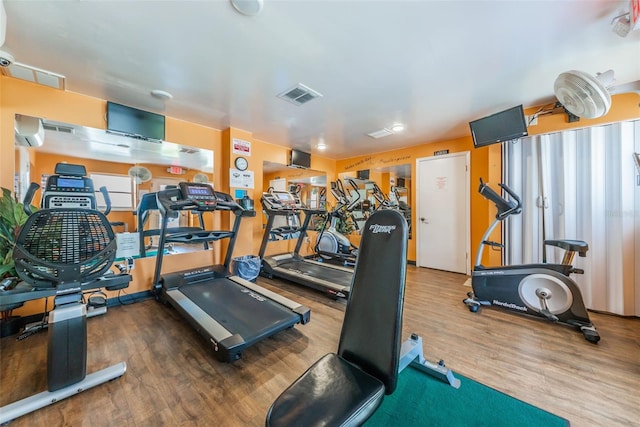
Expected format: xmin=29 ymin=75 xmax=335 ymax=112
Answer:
xmin=504 ymin=120 xmax=640 ymax=316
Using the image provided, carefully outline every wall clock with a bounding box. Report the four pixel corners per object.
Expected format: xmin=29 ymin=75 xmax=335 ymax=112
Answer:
xmin=234 ymin=156 xmax=248 ymax=171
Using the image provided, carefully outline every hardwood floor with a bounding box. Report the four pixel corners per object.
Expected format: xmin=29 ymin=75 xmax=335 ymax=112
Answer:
xmin=1 ymin=266 xmax=639 ymax=426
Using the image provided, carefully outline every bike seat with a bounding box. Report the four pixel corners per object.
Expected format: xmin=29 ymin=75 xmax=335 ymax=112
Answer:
xmin=544 ymin=239 xmax=589 ymax=257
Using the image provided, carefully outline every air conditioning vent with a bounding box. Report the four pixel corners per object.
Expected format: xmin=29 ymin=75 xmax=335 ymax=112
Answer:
xmin=179 ymin=147 xmax=200 ymax=154
xmin=42 ymin=123 xmax=75 ymax=134
xmin=2 ymin=62 xmax=66 ymax=90
xmin=278 ymin=83 xmax=322 ymax=106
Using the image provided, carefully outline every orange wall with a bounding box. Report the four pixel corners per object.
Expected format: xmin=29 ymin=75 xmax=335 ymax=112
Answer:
xmin=336 ymin=93 xmax=640 ymax=265
xmin=1 ymin=76 xmax=225 ymax=314
xmin=2 ymin=74 xmax=639 ymax=315
xmin=336 ymin=136 xmax=480 ymax=263
xmin=219 ymin=128 xmax=335 ymax=259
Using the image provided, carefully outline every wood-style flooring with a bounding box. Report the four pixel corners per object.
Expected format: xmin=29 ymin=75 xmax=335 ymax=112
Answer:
xmin=1 ymin=266 xmax=639 ymax=427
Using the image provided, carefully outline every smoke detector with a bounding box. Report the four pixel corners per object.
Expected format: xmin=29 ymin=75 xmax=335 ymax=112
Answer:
xmin=230 ymin=0 xmax=263 ymax=16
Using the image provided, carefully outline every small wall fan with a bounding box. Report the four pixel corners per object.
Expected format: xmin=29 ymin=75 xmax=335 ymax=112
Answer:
xmin=128 ymin=166 xmax=153 ymax=184
xmin=553 ymin=70 xmax=614 ymax=119
xmin=193 ymin=173 xmax=209 ymax=183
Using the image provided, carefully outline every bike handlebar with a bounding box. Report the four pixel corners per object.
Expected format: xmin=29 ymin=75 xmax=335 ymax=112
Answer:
xmin=478 ymin=178 xmax=522 ymax=220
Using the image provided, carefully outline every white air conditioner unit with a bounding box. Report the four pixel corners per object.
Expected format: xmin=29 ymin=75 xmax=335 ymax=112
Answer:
xmin=14 ymin=115 xmax=44 ymax=147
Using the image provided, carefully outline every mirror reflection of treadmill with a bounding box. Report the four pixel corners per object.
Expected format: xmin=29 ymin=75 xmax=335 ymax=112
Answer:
xmin=260 ymin=190 xmax=354 ymax=299
xmin=152 ymin=182 xmax=310 ymax=362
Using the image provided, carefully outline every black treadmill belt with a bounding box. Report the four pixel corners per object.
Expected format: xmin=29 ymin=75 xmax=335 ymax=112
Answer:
xmin=279 ymin=260 xmax=352 ymax=288
xmin=179 ymin=279 xmax=299 ymax=339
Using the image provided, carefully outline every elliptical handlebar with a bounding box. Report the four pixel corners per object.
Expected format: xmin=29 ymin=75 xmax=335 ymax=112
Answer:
xmin=371 ymin=182 xmax=391 ymax=210
xmin=330 ymin=180 xmax=348 ymax=210
xmin=478 ymin=178 xmax=522 ymax=220
xmin=344 ymin=178 xmax=362 ymax=211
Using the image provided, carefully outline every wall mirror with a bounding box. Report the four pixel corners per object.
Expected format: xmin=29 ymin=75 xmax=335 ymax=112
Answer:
xmin=262 ymin=161 xmax=327 ymax=240
xmin=13 ymin=114 xmax=215 ymax=257
xmin=338 ymin=164 xmax=411 ymax=238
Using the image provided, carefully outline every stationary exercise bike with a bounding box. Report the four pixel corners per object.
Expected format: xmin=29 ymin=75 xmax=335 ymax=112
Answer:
xmin=315 ymin=179 xmax=359 ymax=266
xmin=0 ymin=164 xmax=131 ymax=423
xmin=463 ymin=179 xmax=600 ymax=343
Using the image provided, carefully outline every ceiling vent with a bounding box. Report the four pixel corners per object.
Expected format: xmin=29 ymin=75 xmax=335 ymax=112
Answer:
xmin=2 ymin=62 xmax=66 ymax=90
xmin=277 ymin=83 xmax=322 ymax=106
xmin=367 ymin=128 xmax=394 ymax=139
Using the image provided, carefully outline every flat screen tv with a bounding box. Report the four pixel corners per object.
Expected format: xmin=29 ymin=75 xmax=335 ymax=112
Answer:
xmin=106 ymin=101 xmax=165 ymax=141
xmin=289 ymin=149 xmax=311 ymax=169
xmin=357 ymin=169 xmax=370 ymax=180
xmin=469 ymin=105 xmax=528 ymax=148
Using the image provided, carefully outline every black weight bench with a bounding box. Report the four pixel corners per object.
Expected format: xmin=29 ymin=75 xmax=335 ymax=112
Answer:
xmin=266 ymin=209 xmax=408 ymax=426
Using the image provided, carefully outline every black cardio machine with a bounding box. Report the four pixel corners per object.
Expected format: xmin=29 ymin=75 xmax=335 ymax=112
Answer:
xmin=314 ymin=179 xmax=359 ymax=267
xmin=151 ymin=182 xmax=310 ymax=362
xmin=0 ymin=163 xmax=131 ymax=424
xmin=463 ymin=179 xmax=600 ymax=343
xmin=260 ymin=188 xmax=354 ymax=299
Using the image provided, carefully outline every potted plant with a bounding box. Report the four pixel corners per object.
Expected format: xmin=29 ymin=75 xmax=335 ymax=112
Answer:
xmin=0 ymin=187 xmax=35 ymax=337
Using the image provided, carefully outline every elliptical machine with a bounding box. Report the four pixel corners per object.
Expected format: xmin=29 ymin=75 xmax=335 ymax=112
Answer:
xmin=463 ymin=179 xmax=600 ymax=344
xmin=315 ymin=179 xmax=359 ymax=266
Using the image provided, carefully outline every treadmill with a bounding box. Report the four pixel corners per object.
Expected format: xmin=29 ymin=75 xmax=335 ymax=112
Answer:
xmin=260 ymin=189 xmax=353 ymax=299
xmin=151 ymin=182 xmax=310 ymax=362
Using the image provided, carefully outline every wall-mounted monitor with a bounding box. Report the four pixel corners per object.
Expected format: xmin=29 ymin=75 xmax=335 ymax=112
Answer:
xmin=289 ymin=149 xmax=311 ymax=169
xmin=469 ymin=104 xmax=528 ymax=148
xmin=106 ymin=101 xmax=165 ymax=142
xmin=357 ymin=169 xmax=370 ymax=180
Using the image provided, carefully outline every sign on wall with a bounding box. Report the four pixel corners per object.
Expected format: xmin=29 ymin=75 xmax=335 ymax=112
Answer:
xmin=230 ymin=169 xmax=254 ymax=189
xmin=232 ymin=138 xmax=251 ymax=156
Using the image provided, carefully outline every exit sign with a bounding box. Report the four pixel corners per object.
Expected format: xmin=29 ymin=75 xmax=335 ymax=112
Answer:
xmin=167 ymin=166 xmax=184 ymax=175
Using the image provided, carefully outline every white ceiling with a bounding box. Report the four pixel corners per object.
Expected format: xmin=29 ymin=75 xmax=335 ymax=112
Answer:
xmin=3 ymin=0 xmax=639 ymax=160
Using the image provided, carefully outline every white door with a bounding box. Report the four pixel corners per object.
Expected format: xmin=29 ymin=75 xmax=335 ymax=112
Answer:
xmin=416 ymin=152 xmax=470 ymax=274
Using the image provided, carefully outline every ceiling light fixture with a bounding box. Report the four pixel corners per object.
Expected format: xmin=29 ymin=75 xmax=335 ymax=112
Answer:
xmin=317 ymin=142 xmax=327 ymax=151
xmin=151 ymin=89 xmax=173 ymax=100
xmin=611 ymin=11 xmax=632 ymax=37
xmin=390 ymin=123 xmax=405 ymax=133
xmin=230 ymin=0 xmax=264 ymax=16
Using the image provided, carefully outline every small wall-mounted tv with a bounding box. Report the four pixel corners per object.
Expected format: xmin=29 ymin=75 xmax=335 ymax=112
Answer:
xmin=397 ymin=177 xmax=406 ymax=188
xmin=469 ymin=104 xmax=528 ymax=148
xmin=289 ymin=149 xmax=311 ymax=169
xmin=357 ymin=169 xmax=370 ymax=180
xmin=106 ymin=101 xmax=165 ymax=141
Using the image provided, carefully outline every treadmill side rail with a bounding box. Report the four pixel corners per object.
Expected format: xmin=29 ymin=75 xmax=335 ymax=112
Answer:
xmin=230 ymin=276 xmax=311 ymax=324
xmin=167 ymin=289 xmax=233 ymax=342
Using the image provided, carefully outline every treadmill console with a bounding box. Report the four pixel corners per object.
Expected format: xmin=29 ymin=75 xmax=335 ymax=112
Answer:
xmin=177 ymin=182 xmax=218 ymax=210
xmin=262 ymin=190 xmax=304 ymax=210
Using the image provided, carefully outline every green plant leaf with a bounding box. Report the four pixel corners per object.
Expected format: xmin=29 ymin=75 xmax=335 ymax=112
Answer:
xmin=0 ymin=187 xmax=34 ymax=278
